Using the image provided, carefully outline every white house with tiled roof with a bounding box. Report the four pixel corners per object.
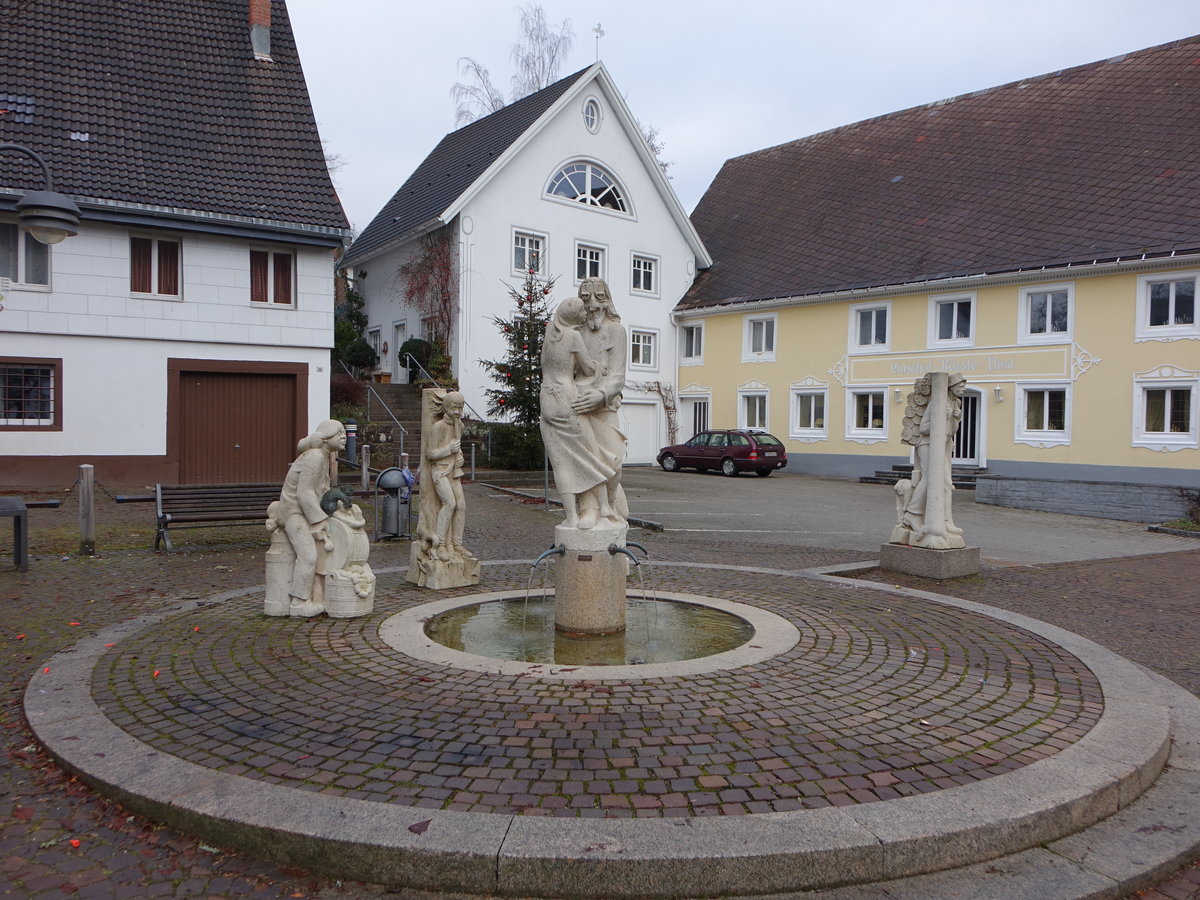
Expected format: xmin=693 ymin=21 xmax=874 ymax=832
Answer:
xmin=0 ymin=0 xmax=349 ymax=487
xmin=342 ymin=63 xmax=710 ymax=465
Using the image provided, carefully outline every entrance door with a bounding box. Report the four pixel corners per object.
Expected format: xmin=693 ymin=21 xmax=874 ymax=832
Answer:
xmin=618 ymin=402 xmax=659 ymax=465
xmin=953 ymin=392 xmax=980 ymax=465
xmin=178 ymin=372 xmax=296 ymax=483
xmin=392 ymin=322 xmax=407 ymax=382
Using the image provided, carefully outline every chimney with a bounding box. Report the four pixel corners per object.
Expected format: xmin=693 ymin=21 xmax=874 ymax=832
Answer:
xmin=249 ymin=0 xmax=271 ymax=60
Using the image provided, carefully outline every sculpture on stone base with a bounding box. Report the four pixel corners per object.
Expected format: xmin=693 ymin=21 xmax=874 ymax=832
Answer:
xmin=540 ymin=277 xmax=630 ymax=635
xmin=891 ymin=372 xmax=968 ymax=550
xmin=265 ymin=419 xmax=376 ymax=618
xmin=407 ymin=389 xmax=480 ymax=589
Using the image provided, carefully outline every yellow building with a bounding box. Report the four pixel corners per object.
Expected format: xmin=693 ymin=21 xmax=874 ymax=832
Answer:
xmin=677 ymin=36 xmax=1200 ymax=520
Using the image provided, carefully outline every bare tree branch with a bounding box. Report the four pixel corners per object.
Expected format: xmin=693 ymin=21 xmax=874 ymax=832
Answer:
xmin=510 ymin=4 xmax=573 ymax=99
xmin=451 ymin=57 xmax=507 ymax=126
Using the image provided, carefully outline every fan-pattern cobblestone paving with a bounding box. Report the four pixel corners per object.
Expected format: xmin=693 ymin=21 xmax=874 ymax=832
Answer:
xmin=0 ymin=482 xmax=1195 ymax=898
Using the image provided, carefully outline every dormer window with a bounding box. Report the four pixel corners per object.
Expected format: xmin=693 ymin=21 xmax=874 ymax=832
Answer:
xmin=546 ymin=162 xmax=627 ymax=213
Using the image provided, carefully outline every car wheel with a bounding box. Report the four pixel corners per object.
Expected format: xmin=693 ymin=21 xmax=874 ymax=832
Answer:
xmin=755 ymin=468 xmax=772 ymax=477
xmin=660 ymin=454 xmax=679 ymax=472
xmin=721 ymin=457 xmax=739 ymax=477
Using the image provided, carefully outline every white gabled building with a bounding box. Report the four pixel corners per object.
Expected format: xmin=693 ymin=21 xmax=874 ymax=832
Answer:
xmin=341 ymin=63 xmax=710 ymax=464
xmin=0 ymin=0 xmax=349 ymax=488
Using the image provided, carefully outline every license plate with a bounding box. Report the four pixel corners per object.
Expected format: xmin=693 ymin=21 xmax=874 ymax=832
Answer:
xmin=764 ymin=452 xmax=777 ymax=457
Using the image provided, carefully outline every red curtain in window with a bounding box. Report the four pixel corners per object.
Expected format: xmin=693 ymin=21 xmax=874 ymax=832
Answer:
xmin=131 ymin=238 xmax=152 ymax=293
xmin=250 ymin=250 xmax=269 ymax=302
xmin=158 ymin=241 xmax=179 ymax=296
xmin=273 ymin=253 xmax=292 ymax=304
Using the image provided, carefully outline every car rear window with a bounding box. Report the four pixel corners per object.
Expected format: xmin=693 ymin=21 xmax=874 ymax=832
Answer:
xmin=754 ymin=434 xmax=783 ymax=446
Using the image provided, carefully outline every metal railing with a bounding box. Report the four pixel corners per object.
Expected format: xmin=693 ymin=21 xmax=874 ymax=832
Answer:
xmin=338 ymin=359 xmax=408 ymax=457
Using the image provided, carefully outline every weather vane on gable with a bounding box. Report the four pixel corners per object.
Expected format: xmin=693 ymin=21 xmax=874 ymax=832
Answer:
xmin=593 ymin=23 xmax=604 ymax=62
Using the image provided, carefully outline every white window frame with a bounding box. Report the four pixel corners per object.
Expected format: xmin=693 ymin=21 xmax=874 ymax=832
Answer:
xmin=574 ymin=241 xmax=607 ymax=283
xmin=846 ymin=386 xmax=889 ymax=444
xmin=547 ymin=160 xmax=630 ymax=216
xmin=927 ymin=291 xmax=976 ymax=349
xmin=629 ymin=328 xmax=658 ymax=370
xmin=1015 ymin=382 xmax=1072 ymax=447
xmin=680 ymin=322 xmax=704 ymax=366
xmin=1018 ymin=282 xmax=1074 ymax=345
xmin=581 ymin=96 xmax=603 ymax=133
xmin=1136 ymin=270 xmax=1200 ymax=342
xmin=738 ymin=386 xmax=769 ymax=431
xmin=129 ymin=233 xmax=182 ymax=300
xmin=0 ymin=221 xmax=50 ymax=289
xmin=630 ymin=252 xmax=659 ymax=297
xmin=742 ymin=313 xmax=777 ymax=363
xmin=367 ymin=328 xmax=382 ymax=371
xmin=1132 ymin=366 xmax=1199 ymax=451
xmin=512 ymin=228 xmax=546 ymax=276
xmin=790 ymin=377 xmax=828 ymax=443
xmin=849 ymin=301 xmax=891 ymax=354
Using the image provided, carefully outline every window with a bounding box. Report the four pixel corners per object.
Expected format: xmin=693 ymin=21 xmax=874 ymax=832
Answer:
xmin=582 ymin=98 xmax=602 ymax=133
xmin=1132 ymin=368 xmax=1199 ymax=450
xmin=575 ymin=242 xmax=605 ymax=281
xmin=742 ymin=313 xmax=776 ymax=362
xmin=630 ymin=330 xmax=656 ymax=368
xmin=1 ymin=357 xmax=61 ymax=430
xmin=1019 ymin=283 xmax=1073 ymax=344
xmin=1016 ymin=383 xmax=1071 ymax=446
xmin=850 ymin=301 xmax=890 ymax=353
xmin=741 ymin=393 xmax=768 ymax=430
xmin=0 ymin=222 xmax=49 ymax=286
xmin=631 ymin=254 xmax=657 ymax=294
xmin=547 ymin=162 xmax=628 ymax=213
xmin=513 ymin=231 xmax=544 ymax=274
xmin=130 ymin=235 xmax=180 ymax=297
xmin=681 ymin=323 xmax=703 ymax=364
xmin=790 ymin=381 xmax=828 ymax=442
xmin=250 ymin=249 xmax=294 ymax=305
xmin=1136 ymin=271 xmax=1199 ymax=341
xmin=690 ymin=399 xmax=709 ymax=435
xmin=846 ymin=388 xmax=888 ymax=443
xmin=367 ymin=328 xmax=381 ymax=369
xmin=928 ymin=292 xmax=975 ymax=348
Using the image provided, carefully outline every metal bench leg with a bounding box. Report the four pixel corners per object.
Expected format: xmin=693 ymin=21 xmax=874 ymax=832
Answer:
xmin=14 ymin=509 xmax=27 ymax=572
xmin=155 ymin=519 xmax=174 ymax=553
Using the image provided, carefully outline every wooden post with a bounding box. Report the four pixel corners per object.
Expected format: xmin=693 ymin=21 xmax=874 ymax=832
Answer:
xmin=79 ymin=464 xmax=96 ymax=556
xmin=361 ymin=444 xmax=370 ymax=492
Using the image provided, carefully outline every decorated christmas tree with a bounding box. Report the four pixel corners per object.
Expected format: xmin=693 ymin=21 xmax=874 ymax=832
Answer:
xmin=481 ymin=268 xmax=555 ymax=467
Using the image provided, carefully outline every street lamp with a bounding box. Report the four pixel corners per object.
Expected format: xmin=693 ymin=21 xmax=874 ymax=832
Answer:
xmin=1 ymin=143 xmax=81 ymax=244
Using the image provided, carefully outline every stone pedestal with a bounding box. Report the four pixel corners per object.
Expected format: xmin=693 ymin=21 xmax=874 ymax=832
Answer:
xmin=324 ymin=509 xmax=375 ymax=617
xmin=880 ymin=542 xmax=980 ymax=579
xmin=554 ymin=521 xmax=628 ymax=635
xmin=407 ymin=547 xmax=481 ymax=590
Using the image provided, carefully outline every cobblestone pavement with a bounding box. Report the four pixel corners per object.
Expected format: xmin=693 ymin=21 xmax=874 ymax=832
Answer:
xmin=0 ymin=482 xmax=1196 ymax=898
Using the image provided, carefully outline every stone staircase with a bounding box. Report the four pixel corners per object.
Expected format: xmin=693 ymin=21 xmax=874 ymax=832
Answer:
xmin=358 ymin=382 xmax=422 ymax=468
xmin=859 ymin=463 xmax=985 ymax=490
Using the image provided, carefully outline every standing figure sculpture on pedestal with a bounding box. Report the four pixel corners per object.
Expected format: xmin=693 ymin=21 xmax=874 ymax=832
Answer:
xmin=407 ymin=389 xmax=480 ymax=589
xmin=891 ymin=372 xmax=968 ymax=550
xmin=265 ymin=419 xmax=375 ymax=618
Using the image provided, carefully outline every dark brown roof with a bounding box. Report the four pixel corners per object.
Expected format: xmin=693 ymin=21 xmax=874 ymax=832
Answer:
xmin=0 ymin=0 xmax=348 ymax=238
xmin=680 ymin=35 xmax=1200 ymax=311
xmin=342 ymin=67 xmax=590 ymax=267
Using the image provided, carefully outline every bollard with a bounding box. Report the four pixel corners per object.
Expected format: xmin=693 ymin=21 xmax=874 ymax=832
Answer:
xmin=79 ymin=464 xmax=96 ymax=556
xmin=360 ymin=444 xmax=370 ymax=493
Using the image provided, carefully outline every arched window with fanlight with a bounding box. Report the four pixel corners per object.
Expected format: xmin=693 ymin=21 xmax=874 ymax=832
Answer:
xmin=546 ymin=162 xmax=628 ymax=213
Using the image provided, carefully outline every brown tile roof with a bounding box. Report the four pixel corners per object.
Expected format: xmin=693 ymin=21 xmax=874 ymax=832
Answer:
xmin=680 ymin=35 xmax=1200 ymax=311
xmin=0 ymin=0 xmax=348 ymax=236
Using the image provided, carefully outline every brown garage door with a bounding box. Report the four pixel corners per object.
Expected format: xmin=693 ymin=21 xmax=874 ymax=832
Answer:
xmin=178 ymin=371 xmax=296 ymax=483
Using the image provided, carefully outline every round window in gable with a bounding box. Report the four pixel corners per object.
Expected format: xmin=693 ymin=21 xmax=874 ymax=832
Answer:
xmin=582 ymin=98 xmax=602 ymax=133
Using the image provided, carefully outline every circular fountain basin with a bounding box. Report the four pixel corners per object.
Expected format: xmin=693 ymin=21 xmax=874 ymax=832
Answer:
xmin=381 ymin=589 xmax=802 ymax=680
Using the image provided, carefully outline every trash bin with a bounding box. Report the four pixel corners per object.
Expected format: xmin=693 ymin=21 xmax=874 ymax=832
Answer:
xmin=345 ymin=420 xmax=357 ymax=461
xmin=377 ymin=466 xmax=410 ymax=537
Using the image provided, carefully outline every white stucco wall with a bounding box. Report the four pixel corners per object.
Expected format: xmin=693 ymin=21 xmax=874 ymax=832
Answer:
xmin=1 ymin=219 xmax=338 ymax=456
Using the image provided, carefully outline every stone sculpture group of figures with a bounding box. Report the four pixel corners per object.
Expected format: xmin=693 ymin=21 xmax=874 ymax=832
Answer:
xmin=891 ymin=372 xmax=968 ymax=550
xmin=407 ymin=389 xmax=480 ymax=589
xmin=539 ymin=277 xmax=629 ymax=530
xmin=265 ymin=420 xmax=375 ymax=618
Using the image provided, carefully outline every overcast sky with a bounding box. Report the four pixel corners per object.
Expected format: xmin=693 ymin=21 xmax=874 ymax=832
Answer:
xmin=286 ymin=1 xmax=1200 ymax=235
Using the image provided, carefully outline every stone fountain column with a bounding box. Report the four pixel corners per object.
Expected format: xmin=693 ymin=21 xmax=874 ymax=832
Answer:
xmin=553 ymin=521 xmax=628 ymax=635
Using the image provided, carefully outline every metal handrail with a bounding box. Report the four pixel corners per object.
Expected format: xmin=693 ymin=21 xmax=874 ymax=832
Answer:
xmin=403 ymin=353 xmax=487 ymax=423
xmin=338 ymin=360 xmax=408 ymax=455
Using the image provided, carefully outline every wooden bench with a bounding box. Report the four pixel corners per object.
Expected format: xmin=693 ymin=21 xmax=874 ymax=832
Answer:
xmin=136 ymin=483 xmax=281 ymax=552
